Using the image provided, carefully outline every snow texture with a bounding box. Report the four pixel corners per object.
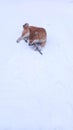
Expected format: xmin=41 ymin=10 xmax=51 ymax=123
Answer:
xmin=0 ymin=0 xmax=73 ymax=129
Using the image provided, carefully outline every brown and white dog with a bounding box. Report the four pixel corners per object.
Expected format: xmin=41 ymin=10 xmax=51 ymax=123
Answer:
xmin=16 ymin=23 xmax=47 ymax=54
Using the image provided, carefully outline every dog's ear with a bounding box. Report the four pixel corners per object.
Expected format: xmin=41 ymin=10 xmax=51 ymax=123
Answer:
xmin=23 ymin=23 xmax=29 ymax=28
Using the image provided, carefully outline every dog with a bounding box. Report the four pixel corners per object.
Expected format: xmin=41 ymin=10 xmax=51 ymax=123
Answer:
xmin=16 ymin=23 xmax=47 ymax=54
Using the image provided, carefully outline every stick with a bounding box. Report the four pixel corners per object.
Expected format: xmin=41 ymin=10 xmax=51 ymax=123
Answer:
xmin=34 ymin=44 xmax=43 ymax=55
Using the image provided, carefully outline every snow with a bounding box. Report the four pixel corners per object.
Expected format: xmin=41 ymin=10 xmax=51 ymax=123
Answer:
xmin=0 ymin=0 xmax=73 ymax=129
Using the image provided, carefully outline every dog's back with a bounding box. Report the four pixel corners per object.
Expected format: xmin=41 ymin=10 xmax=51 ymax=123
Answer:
xmin=29 ymin=26 xmax=47 ymax=47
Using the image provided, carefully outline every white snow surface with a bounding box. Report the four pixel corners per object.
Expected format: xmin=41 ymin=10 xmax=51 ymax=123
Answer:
xmin=0 ymin=0 xmax=73 ymax=129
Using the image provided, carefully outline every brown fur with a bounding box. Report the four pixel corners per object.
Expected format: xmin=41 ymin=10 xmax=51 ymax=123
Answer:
xmin=16 ymin=23 xmax=47 ymax=47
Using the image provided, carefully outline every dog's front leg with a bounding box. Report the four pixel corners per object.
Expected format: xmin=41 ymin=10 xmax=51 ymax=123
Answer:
xmin=16 ymin=36 xmax=24 ymax=43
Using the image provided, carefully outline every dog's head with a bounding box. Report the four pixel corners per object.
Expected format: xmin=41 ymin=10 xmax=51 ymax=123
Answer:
xmin=21 ymin=23 xmax=30 ymax=38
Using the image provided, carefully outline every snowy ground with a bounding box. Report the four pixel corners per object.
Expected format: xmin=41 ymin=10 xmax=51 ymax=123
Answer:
xmin=0 ymin=0 xmax=73 ymax=129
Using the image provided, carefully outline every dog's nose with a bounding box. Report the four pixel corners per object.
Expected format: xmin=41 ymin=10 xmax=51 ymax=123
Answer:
xmin=29 ymin=43 xmax=31 ymax=46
